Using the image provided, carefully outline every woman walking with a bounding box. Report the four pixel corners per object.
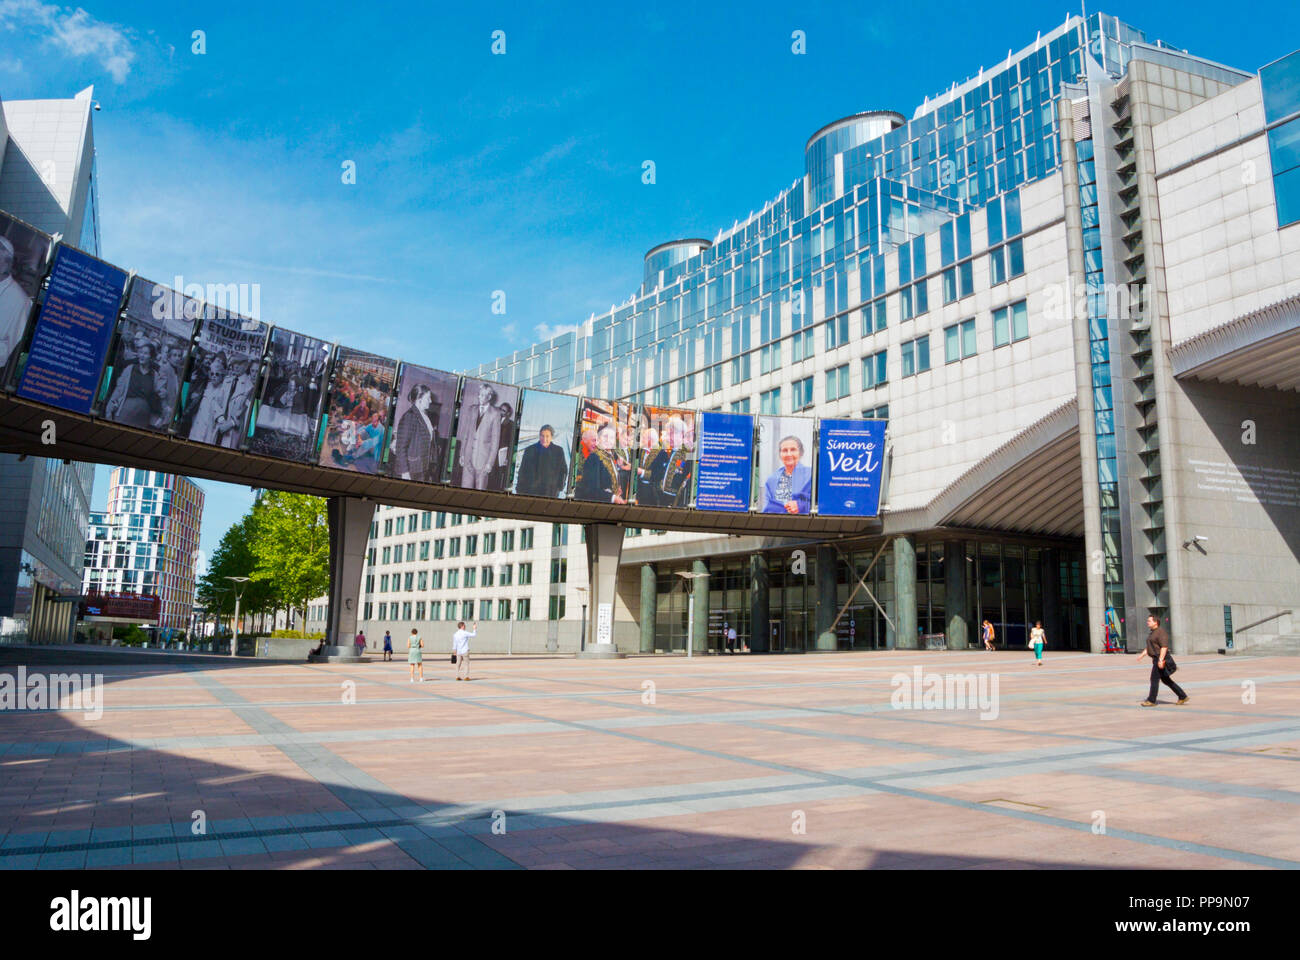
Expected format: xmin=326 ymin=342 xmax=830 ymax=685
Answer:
xmin=981 ymin=618 xmax=996 ymax=651
xmin=407 ymin=627 xmax=424 ymax=682
xmin=1029 ymin=620 xmax=1046 ymax=665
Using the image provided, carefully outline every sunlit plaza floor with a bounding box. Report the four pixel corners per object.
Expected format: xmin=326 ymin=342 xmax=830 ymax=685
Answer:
xmin=1 ymin=647 xmax=1297 ymax=869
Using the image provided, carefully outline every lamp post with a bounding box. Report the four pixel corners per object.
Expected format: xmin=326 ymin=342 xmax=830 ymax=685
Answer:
xmin=575 ymin=586 xmax=588 ymax=653
xmin=676 ymin=571 xmax=709 ymax=659
xmin=225 ymin=576 xmax=250 ymax=657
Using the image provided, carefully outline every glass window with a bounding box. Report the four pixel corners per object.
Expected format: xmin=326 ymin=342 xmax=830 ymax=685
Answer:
xmin=943 ymin=267 xmax=958 ymax=304
xmin=1004 ymin=189 xmax=1022 ymax=236
xmin=946 ymin=319 xmax=976 ymax=360
xmin=1261 ymin=49 xmax=1300 ymax=124
xmin=792 ymin=376 xmax=814 ymax=411
xmin=1008 ymin=238 xmax=1024 ymax=277
xmin=826 ymin=364 xmax=849 ymax=401
xmin=1276 ymin=164 xmax=1300 ymax=227
xmin=959 ymin=261 xmax=974 ymax=297
xmin=1012 ymin=299 xmax=1029 ymax=340
xmin=902 ymin=339 xmax=915 ymax=377
xmin=993 ymin=306 xmax=1010 ymax=347
xmin=990 ymin=246 xmax=1007 ymax=285
xmin=986 ymin=197 xmax=1003 ymax=245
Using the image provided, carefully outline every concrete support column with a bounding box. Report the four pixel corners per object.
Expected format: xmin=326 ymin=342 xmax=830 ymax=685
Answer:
xmin=579 ymin=523 xmax=625 ymax=659
xmin=750 ymin=553 xmax=770 ymax=653
xmin=322 ymin=496 xmax=376 ymax=661
xmin=690 ymin=558 xmax=709 ymax=654
xmin=639 ymin=562 xmax=656 ymax=653
xmin=895 ymin=535 xmax=918 ymax=650
xmin=944 ymin=540 xmax=968 ymax=650
xmin=816 ymin=545 xmax=838 ymax=650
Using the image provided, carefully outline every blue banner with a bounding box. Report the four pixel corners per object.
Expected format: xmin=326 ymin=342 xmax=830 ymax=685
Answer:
xmin=816 ymin=418 xmax=887 ymax=517
xmin=17 ymin=246 xmax=127 ymax=414
xmin=695 ymin=411 xmax=753 ymax=512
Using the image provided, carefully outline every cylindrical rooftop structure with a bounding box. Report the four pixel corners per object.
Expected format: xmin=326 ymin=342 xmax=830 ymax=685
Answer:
xmin=643 ymin=238 xmax=712 ymax=290
xmin=805 ymin=110 xmax=906 ymax=208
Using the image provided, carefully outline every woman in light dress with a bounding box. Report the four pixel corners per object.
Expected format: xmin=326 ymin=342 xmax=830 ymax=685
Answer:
xmin=407 ymin=627 xmax=424 ymax=682
xmin=1029 ymin=620 xmax=1046 ymax=666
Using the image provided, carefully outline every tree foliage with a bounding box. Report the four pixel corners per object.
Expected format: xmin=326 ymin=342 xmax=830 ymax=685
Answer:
xmin=196 ymin=492 xmax=329 ymax=625
xmin=246 ymin=491 xmax=330 ymax=624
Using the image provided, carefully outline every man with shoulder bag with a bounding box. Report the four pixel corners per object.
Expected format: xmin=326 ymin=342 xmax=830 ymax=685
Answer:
xmin=1137 ymin=614 xmax=1188 ymax=706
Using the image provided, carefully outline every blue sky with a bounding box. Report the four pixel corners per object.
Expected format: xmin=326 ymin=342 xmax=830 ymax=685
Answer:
xmin=3 ymin=0 xmax=1296 ymax=555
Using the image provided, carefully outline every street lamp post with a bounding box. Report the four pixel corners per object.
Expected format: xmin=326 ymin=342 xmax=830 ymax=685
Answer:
xmin=676 ymin=571 xmax=709 ymax=659
xmin=225 ymin=576 xmax=250 ymax=657
xmin=575 ymin=586 xmax=589 ymax=653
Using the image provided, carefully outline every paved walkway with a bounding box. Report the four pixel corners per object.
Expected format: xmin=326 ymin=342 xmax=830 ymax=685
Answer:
xmin=1 ymin=650 xmax=1297 ymax=869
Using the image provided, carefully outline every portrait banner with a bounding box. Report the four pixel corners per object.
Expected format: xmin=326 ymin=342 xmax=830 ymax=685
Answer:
xmin=632 ymin=404 xmax=696 ymax=508
xmin=0 ymin=212 xmax=53 ymax=390
xmin=318 ymin=347 xmax=398 ymax=474
xmin=695 ymin=411 xmax=754 ymax=512
xmin=248 ymin=327 xmax=333 ymax=461
xmin=99 ymin=277 xmax=200 ymax=432
xmin=572 ymin=398 xmax=637 ymax=504
xmin=511 ymin=389 xmax=578 ymax=498
xmin=17 ymin=245 xmax=128 ymax=414
xmin=450 ymin=377 xmax=520 ymax=492
xmin=755 ymin=415 xmax=815 ymax=515
xmin=815 ymin=418 xmax=887 ymax=516
xmin=175 ymin=311 xmax=268 ymax=448
xmin=389 ymin=364 xmax=458 ymax=483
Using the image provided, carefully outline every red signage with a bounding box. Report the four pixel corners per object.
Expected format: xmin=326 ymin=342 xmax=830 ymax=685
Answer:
xmin=80 ymin=592 xmax=161 ymax=620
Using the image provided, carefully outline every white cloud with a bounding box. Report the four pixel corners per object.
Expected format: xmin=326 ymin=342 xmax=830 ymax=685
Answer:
xmin=0 ymin=0 xmax=136 ymax=82
xmin=533 ymin=322 xmax=582 ymax=341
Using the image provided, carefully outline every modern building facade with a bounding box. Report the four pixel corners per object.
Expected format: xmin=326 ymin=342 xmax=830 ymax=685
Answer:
xmin=0 ymin=86 xmax=100 ymax=644
xmin=332 ymin=12 xmax=1299 ymax=656
xmin=82 ymin=468 xmax=205 ymax=634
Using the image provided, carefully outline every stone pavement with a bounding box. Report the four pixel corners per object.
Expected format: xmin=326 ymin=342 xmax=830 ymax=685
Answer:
xmin=0 ymin=649 xmax=1297 ymax=869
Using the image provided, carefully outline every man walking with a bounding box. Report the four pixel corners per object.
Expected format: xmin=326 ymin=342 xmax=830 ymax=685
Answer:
xmin=1138 ymin=614 xmax=1188 ymax=706
xmin=452 ymin=620 xmax=476 ymax=681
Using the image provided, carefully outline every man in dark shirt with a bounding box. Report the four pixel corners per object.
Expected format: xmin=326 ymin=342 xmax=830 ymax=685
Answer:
xmin=515 ymin=425 xmax=569 ymax=497
xmin=1137 ymin=615 xmax=1188 ymax=706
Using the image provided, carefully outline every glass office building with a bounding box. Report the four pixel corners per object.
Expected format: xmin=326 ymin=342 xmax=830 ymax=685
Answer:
xmin=0 ymin=87 xmax=100 ymax=644
xmin=83 ymin=468 xmax=205 ymax=635
xmin=348 ymin=13 xmax=1299 ymax=655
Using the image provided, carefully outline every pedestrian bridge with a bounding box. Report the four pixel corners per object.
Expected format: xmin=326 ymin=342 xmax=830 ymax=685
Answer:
xmin=0 ymin=207 xmax=886 ymax=657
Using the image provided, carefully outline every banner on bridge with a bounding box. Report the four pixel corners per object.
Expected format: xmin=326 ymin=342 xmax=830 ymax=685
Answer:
xmin=815 ymin=418 xmax=887 ymax=517
xmin=695 ymin=411 xmax=753 ymax=513
xmin=17 ymin=245 xmax=128 ymax=415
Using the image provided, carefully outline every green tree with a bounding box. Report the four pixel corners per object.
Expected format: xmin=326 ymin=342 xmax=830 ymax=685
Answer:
xmin=247 ymin=491 xmax=330 ymax=628
xmin=196 ymin=511 xmax=276 ymax=625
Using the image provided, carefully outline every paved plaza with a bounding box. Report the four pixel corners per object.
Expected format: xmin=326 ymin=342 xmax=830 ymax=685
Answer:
xmin=0 ymin=648 xmax=1297 ymax=870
